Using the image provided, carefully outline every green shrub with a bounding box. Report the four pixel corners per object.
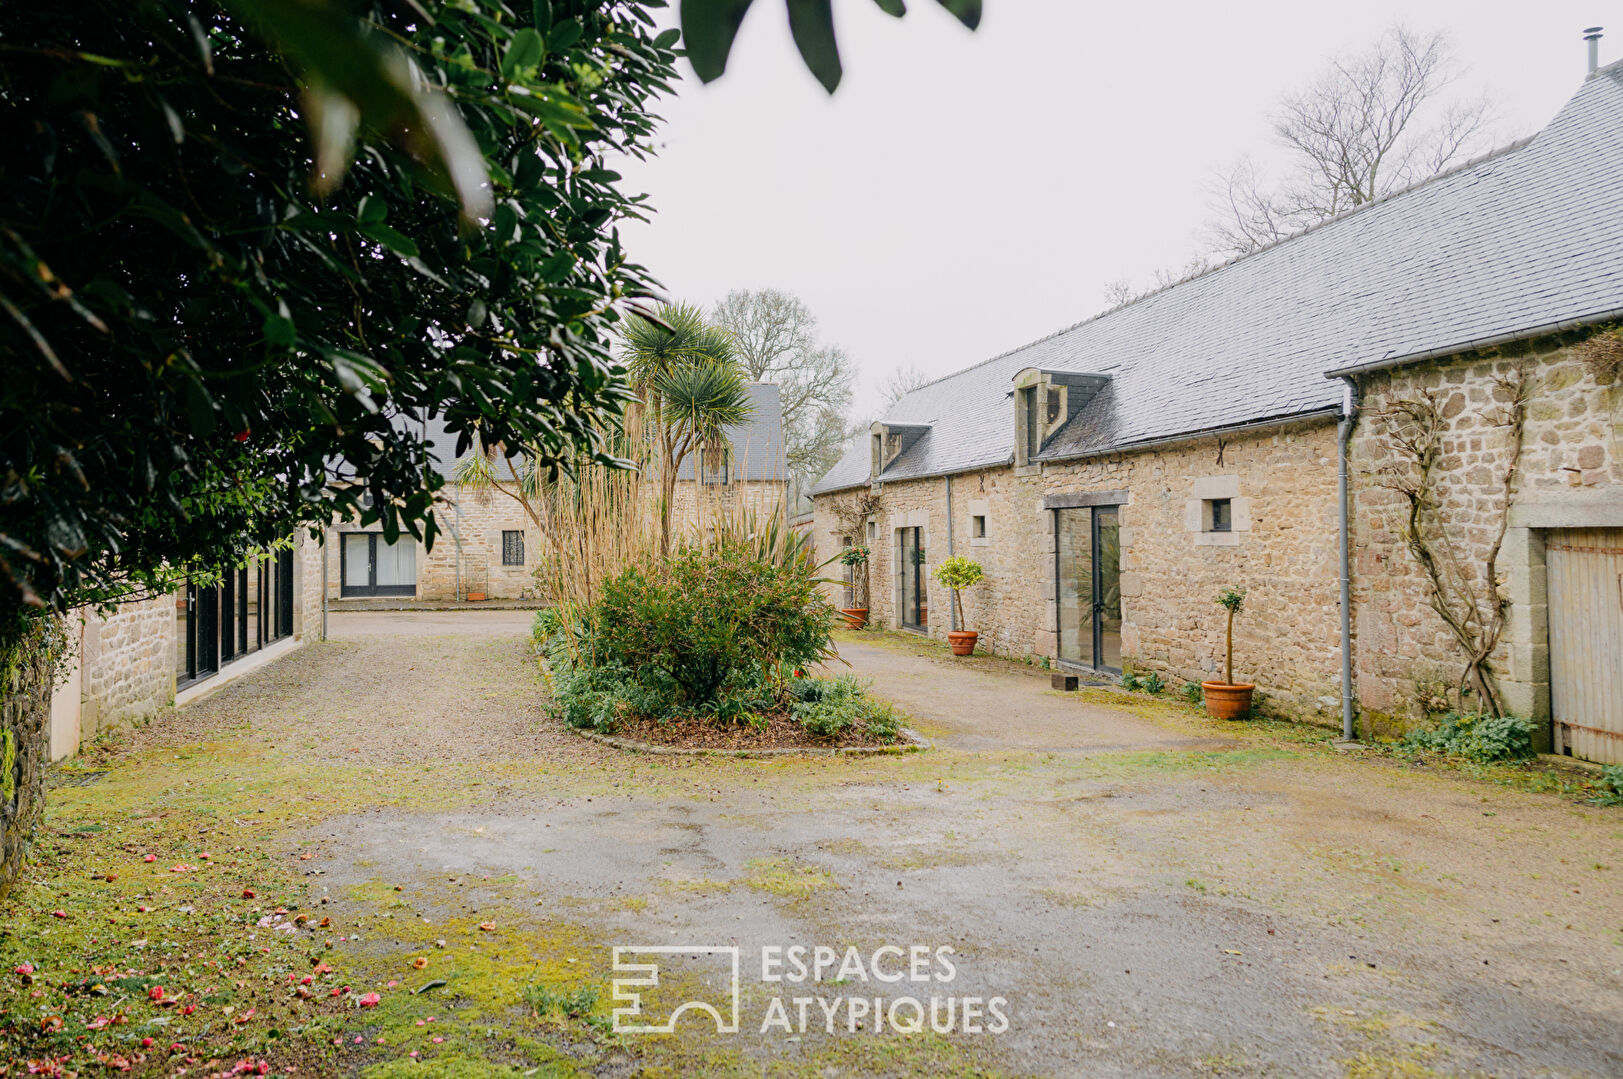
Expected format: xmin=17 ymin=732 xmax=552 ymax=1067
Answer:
xmin=594 ymin=540 xmax=835 ymax=707
xmin=1119 ymin=671 xmax=1142 ymax=692
xmin=1400 ymin=712 xmax=1535 ymax=763
xmin=790 ymin=675 xmax=903 ymax=742
xmin=1139 ymin=672 xmax=1165 ymax=695
xmin=1180 ymin=681 xmax=1203 ymax=704
xmin=1591 ymin=764 xmax=1623 ymax=807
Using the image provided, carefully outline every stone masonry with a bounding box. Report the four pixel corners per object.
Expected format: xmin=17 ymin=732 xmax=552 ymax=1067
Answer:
xmin=814 ymin=418 xmax=1345 ymax=725
xmin=1349 ymin=333 xmax=1623 ymax=742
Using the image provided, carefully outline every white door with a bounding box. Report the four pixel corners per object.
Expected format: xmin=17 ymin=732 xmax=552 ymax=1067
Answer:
xmin=1547 ymin=528 xmax=1623 ymax=763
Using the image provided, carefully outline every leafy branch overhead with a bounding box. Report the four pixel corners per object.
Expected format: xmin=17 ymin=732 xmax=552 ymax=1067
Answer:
xmin=681 ymin=0 xmax=982 ymax=93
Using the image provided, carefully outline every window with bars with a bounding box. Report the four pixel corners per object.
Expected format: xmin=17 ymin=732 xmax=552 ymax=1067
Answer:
xmin=502 ymin=530 xmax=525 ymax=566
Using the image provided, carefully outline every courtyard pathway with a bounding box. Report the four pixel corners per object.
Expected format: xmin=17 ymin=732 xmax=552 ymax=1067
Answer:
xmin=13 ymin=615 xmax=1623 ymax=1078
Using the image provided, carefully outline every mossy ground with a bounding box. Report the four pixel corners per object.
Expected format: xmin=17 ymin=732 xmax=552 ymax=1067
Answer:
xmin=3 ymin=622 xmax=1619 ymax=1078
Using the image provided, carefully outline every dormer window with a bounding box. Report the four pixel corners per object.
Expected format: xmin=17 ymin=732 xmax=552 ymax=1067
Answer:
xmin=1013 ymin=367 xmax=1111 ymax=467
xmin=868 ymin=421 xmax=932 ymax=482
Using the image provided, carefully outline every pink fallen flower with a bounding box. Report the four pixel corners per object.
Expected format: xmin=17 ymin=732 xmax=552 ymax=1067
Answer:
xmin=14 ymin=963 xmax=34 ymax=976
xmin=143 ymin=855 xmax=156 ymax=863
xmin=147 ymin=986 xmax=165 ymax=1001
xmin=358 ymin=992 xmax=380 ymax=1008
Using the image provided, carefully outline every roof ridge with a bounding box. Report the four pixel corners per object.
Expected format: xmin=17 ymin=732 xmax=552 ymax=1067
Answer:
xmin=884 ymin=133 xmax=1538 ymax=417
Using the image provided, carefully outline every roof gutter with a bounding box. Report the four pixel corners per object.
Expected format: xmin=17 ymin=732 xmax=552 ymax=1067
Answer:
xmin=1035 ymin=406 xmax=1342 ymax=465
xmin=1324 ymin=306 xmax=1623 ymax=380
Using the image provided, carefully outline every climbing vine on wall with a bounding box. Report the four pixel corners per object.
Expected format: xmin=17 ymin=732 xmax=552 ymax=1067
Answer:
xmin=1373 ymin=365 xmax=1533 ymax=718
xmin=831 ymin=494 xmax=883 ymax=609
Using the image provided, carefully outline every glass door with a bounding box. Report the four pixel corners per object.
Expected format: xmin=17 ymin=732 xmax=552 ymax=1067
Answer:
xmin=339 ymin=533 xmax=417 ymax=598
xmin=1055 ymin=506 xmax=1122 ymax=673
xmin=899 ymin=527 xmax=928 ymax=630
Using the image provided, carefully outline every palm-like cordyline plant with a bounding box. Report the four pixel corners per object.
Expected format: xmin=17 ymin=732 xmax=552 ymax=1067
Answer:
xmin=621 ymin=304 xmax=753 ymax=551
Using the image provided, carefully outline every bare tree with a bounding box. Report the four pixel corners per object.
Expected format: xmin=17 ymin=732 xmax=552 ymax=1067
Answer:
xmin=710 ymin=288 xmax=855 ymax=499
xmin=880 ymin=364 xmax=932 ymax=407
xmin=1210 ymin=25 xmax=1492 ymax=257
xmin=1100 ymin=255 xmax=1213 ymax=311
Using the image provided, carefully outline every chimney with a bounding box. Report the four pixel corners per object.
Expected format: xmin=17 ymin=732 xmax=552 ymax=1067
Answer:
xmin=1585 ymin=26 xmax=1604 ymax=75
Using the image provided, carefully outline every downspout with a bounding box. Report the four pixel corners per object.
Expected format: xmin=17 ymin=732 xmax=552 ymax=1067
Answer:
xmin=945 ymin=475 xmax=956 ymax=631
xmin=320 ymin=531 xmax=328 ymax=641
xmin=1336 ymin=377 xmax=1361 ymax=741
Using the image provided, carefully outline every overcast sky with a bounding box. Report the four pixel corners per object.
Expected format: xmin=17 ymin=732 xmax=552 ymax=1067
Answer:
xmin=615 ymin=1 xmax=1614 ymax=417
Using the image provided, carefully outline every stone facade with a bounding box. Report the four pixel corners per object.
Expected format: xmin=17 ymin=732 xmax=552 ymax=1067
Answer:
xmin=814 ymin=419 xmax=1344 ymax=725
xmin=328 ymin=477 xmax=789 ymax=603
xmin=51 ymin=532 xmax=326 ymax=757
xmin=1349 ymin=334 xmax=1623 ymax=742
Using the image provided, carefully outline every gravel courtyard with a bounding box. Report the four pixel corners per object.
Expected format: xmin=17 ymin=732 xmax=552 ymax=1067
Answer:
xmin=9 ymin=612 xmax=1622 ymax=1078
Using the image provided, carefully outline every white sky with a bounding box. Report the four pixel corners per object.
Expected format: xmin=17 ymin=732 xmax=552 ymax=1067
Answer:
xmin=616 ymin=1 xmax=1616 ymax=417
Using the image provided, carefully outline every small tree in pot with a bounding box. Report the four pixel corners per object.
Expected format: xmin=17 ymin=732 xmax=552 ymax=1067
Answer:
xmin=838 ymin=544 xmax=871 ymax=628
xmin=1201 ymin=588 xmax=1255 ymax=719
xmin=932 ymin=556 xmax=985 ymax=656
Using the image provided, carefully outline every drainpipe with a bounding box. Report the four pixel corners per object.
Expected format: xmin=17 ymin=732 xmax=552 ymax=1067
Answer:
xmin=1336 ymin=377 xmax=1361 ymax=741
xmin=320 ymin=530 xmax=328 ymax=641
xmin=945 ymin=475 xmax=956 ymax=631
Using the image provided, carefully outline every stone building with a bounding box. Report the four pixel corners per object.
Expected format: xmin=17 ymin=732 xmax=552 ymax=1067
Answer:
xmin=48 ymin=532 xmax=326 ymax=760
xmin=327 ymin=382 xmax=789 ymax=602
xmin=812 ymin=61 xmax=1623 ymax=761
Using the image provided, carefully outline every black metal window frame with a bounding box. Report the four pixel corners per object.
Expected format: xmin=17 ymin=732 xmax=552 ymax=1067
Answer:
xmin=1052 ymin=506 xmax=1122 ymax=676
xmin=700 ymin=447 xmax=730 ymax=486
xmin=178 ymin=550 xmax=293 ymax=689
xmin=501 ymin=530 xmax=525 ymax=566
xmin=338 ymin=532 xmax=417 ymax=597
xmin=1208 ymin=498 xmax=1233 ymax=533
xmin=899 ymin=526 xmax=927 ymax=631
xmin=971 ymin=514 xmax=987 ymax=539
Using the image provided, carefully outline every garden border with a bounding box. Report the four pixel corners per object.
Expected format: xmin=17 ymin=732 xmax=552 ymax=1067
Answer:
xmin=568 ymin=726 xmax=931 ymax=758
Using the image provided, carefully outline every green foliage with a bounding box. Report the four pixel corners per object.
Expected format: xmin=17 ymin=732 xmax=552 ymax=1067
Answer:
xmin=544 ymin=540 xmax=837 ymax=731
xmin=523 ymin=982 xmax=598 ymax=1019
xmin=839 ymin=545 xmax=870 ymax=567
xmin=1 ymin=1 xmax=678 ymax=614
xmin=594 ymin=541 xmax=834 ymax=706
xmin=932 ymin=556 xmax=985 ymax=592
xmin=789 ymin=675 xmax=901 ymax=740
xmin=1215 ymin=589 xmax=1246 ymax=615
xmin=679 ymin=0 xmax=982 ymax=93
xmin=1591 ymin=765 xmax=1623 ymax=807
xmin=1400 ymin=712 xmax=1536 ymax=764
xmin=1139 ymin=672 xmax=1165 ymax=695
xmin=1181 ymin=680 xmax=1204 ymax=704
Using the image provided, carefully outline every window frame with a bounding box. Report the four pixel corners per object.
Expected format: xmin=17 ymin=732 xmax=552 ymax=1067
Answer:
xmin=501 ymin=530 xmax=526 ymax=566
xmin=1207 ymin=498 xmax=1233 ymax=533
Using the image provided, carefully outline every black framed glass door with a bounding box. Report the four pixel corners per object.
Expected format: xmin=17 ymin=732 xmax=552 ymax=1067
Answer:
xmin=1055 ymin=506 xmax=1121 ymax=673
xmin=340 ymin=532 xmax=417 ymax=597
xmin=899 ymin=526 xmax=927 ymax=630
xmin=176 ymin=549 xmax=294 ymax=689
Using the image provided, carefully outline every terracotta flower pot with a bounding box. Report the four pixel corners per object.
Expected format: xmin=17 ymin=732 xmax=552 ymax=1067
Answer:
xmin=948 ymin=631 xmax=978 ymax=657
xmin=1201 ymin=681 xmax=1255 ymax=720
xmin=465 ymin=591 xmax=486 ymax=602
xmin=839 ymin=607 xmax=869 ymax=629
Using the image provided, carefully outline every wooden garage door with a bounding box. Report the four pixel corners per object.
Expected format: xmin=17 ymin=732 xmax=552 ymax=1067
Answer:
xmin=1547 ymin=528 xmax=1623 ymax=763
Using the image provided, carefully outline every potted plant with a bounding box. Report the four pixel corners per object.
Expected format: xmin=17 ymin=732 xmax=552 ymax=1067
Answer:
xmin=932 ymin=556 xmax=985 ymax=656
xmin=1201 ymin=588 xmax=1254 ymax=719
xmin=837 ymin=544 xmax=870 ymax=628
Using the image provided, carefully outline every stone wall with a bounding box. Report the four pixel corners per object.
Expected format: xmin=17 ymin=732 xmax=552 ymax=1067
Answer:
xmin=78 ymin=594 xmax=174 ymax=737
xmin=813 ymin=418 xmax=1346 ymax=724
xmin=63 ymin=531 xmax=327 ymax=752
xmin=1043 ymin=420 xmax=1344 ymax=722
xmin=1349 ymin=334 xmax=1623 ymax=737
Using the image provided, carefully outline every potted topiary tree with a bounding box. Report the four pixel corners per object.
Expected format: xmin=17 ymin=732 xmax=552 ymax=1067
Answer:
xmin=838 ymin=544 xmax=870 ymax=629
xmin=1201 ymin=588 xmax=1254 ymax=719
xmin=932 ymin=556 xmax=985 ymax=656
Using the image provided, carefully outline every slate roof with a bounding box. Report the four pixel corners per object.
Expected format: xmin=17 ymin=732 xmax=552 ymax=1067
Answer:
xmin=673 ymin=381 xmax=787 ymax=482
xmin=418 ymin=381 xmax=786 ymax=483
xmin=813 ymin=64 xmax=1623 ymax=496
